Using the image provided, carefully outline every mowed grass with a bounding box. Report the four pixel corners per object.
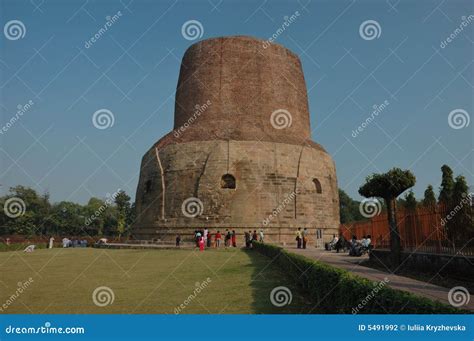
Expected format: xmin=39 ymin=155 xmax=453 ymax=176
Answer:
xmin=0 ymin=247 xmax=313 ymax=314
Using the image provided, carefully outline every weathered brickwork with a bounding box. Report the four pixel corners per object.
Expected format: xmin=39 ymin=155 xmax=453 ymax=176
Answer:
xmin=133 ymin=36 xmax=340 ymax=245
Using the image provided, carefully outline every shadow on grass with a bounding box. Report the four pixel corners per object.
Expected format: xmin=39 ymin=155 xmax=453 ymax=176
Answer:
xmin=244 ymin=248 xmax=320 ymax=314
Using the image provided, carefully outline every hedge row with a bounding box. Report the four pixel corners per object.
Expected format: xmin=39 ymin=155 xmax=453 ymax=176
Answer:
xmin=252 ymin=242 xmax=465 ymax=314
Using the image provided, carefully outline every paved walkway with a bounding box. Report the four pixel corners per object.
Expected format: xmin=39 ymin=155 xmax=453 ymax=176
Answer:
xmin=285 ymin=247 xmax=474 ymax=311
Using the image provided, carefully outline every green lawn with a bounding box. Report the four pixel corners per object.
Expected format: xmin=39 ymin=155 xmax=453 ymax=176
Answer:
xmin=0 ymin=247 xmax=313 ymax=314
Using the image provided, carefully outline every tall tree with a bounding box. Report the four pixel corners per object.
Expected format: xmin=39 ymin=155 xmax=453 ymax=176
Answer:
xmin=114 ymin=190 xmax=131 ymax=238
xmin=359 ymin=168 xmax=416 ymax=266
xmin=422 ymin=185 xmax=436 ymax=208
xmin=449 ymin=175 xmax=473 ymax=245
xmin=403 ymin=190 xmax=417 ymax=211
xmin=438 ymin=164 xmax=454 ymax=205
xmin=338 ymin=189 xmax=365 ymax=224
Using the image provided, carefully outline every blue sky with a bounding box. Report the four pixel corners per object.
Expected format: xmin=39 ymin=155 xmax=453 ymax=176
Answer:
xmin=0 ymin=0 xmax=472 ymax=204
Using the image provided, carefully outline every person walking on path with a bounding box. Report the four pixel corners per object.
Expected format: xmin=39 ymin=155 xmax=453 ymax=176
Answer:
xmin=296 ymin=228 xmax=302 ymax=249
xmin=302 ymin=228 xmax=308 ymax=249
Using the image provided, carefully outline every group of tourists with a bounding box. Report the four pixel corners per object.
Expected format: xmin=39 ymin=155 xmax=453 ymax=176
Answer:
xmin=176 ymin=229 xmax=265 ymax=251
xmin=62 ymin=237 xmax=88 ymax=248
xmin=295 ymin=227 xmax=309 ymax=249
xmin=325 ymin=233 xmax=372 ymax=256
xmin=348 ymin=234 xmax=372 ymax=256
xmin=244 ymin=230 xmax=264 ymax=248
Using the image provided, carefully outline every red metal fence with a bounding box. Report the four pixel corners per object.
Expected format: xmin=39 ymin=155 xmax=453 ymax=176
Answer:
xmin=340 ymin=205 xmax=474 ymax=256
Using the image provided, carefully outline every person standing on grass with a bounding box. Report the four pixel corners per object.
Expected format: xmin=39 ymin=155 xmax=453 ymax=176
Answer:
xmin=48 ymin=236 xmax=54 ymax=249
xmin=302 ymin=228 xmax=308 ymax=249
xmin=259 ymin=229 xmax=264 ymax=243
xmin=231 ymin=230 xmax=237 ymax=247
xmin=296 ymin=228 xmax=302 ymax=249
xmin=224 ymin=229 xmax=231 ymax=247
xmin=244 ymin=231 xmax=251 ymax=248
xmin=207 ymin=232 xmax=212 ymax=247
xmin=176 ymin=234 xmax=181 ymax=247
xmin=252 ymin=230 xmax=258 ymax=242
xmin=215 ymin=230 xmax=222 ymax=248
xmin=199 ymin=236 xmax=205 ymax=251
xmin=204 ymin=228 xmax=209 ymax=245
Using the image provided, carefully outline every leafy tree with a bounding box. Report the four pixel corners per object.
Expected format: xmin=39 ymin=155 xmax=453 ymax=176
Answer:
xmin=438 ymin=164 xmax=454 ymax=205
xmin=50 ymin=201 xmax=85 ymax=236
xmin=339 ymin=189 xmax=365 ymax=224
xmin=114 ymin=190 xmax=131 ymax=238
xmin=422 ymin=185 xmax=436 ymax=208
xmin=0 ymin=186 xmax=51 ymax=236
xmin=359 ymin=168 xmax=416 ymax=266
xmin=449 ymin=175 xmax=473 ymax=245
xmin=0 ymin=186 xmax=136 ymax=238
xmin=84 ymin=198 xmax=107 ymax=236
xmin=402 ymin=190 xmax=417 ymax=211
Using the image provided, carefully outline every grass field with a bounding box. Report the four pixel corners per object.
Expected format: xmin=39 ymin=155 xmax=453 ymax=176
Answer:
xmin=0 ymin=247 xmax=313 ymax=314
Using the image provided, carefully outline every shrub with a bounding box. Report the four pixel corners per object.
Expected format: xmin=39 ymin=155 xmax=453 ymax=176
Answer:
xmin=252 ymin=242 xmax=464 ymax=314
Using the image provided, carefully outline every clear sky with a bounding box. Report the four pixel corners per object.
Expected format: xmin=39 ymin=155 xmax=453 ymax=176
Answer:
xmin=0 ymin=0 xmax=472 ymax=204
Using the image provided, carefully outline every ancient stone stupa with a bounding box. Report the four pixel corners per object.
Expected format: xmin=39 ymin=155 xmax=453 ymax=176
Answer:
xmin=133 ymin=36 xmax=339 ymax=245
